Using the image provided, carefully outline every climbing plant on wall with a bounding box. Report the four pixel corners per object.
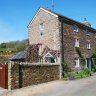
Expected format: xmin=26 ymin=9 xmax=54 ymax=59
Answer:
xmin=75 ymin=47 xmax=86 ymax=66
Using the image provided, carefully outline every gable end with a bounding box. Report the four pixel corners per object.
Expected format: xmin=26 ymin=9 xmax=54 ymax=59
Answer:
xmin=27 ymin=7 xmax=58 ymax=28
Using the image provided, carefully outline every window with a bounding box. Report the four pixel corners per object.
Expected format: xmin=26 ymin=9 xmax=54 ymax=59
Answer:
xmin=87 ymin=42 xmax=91 ymax=49
xmin=74 ymin=58 xmax=79 ymax=68
xmin=73 ymin=25 xmax=78 ymax=32
xmin=40 ymin=32 xmax=44 ymax=36
xmin=86 ymin=29 xmax=90 ymax=35
xmin=39 ymin=23 xmax=44 ymax=30
xmin=74 ymin=38 xmax=79 ymax=47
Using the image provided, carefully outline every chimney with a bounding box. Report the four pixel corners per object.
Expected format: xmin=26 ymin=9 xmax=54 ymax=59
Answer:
xmin=84 ymin=18 xmax=91 ymax=27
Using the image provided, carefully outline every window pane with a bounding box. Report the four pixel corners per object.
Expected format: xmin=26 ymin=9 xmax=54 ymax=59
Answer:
xmin=73 ymin=25 xmax=78 ymax=32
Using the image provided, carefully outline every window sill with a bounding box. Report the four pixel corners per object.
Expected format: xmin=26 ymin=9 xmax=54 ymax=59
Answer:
xmin=87 ymin=48 xmax=91 ymax=50
xmin=73 ymin=30 xmax=78 ymax=32
xmin=86 ymin=34 xmax=90 ymax=36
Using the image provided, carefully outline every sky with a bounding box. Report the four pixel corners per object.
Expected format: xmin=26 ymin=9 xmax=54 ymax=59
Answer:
xmin=0 ymin=0 xmax=96 ymax=43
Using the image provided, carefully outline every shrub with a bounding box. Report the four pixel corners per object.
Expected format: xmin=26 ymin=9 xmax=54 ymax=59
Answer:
xmin=63 ymin=68 xmax=92 ymax=80
xmin=75 ymin=68 xmax=91 ymax=79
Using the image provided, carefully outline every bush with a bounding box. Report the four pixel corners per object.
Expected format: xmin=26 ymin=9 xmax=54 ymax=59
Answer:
xmin=75 ymin=68 xmax=91 ymax=79
xmin=63 ymin=68 xmax=92 ymax=80
xmin=92 ymin=64 xmax=96 ymax=72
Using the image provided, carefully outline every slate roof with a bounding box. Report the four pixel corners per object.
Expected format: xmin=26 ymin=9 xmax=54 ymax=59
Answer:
xmin=9 ymin=51 xmax=27 ymax=61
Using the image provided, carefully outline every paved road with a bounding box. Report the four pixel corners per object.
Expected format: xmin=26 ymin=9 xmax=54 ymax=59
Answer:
xmin=32 ymin=74 xmax=96 ymax=96
xmin=1 ymin=74 xmax=96 ymax=96
xmin=0 ymin=87 xmax=7 ymax=96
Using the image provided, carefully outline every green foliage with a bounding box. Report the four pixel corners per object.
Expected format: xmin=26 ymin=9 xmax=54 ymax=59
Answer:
xmin=75 ymin=47 xmax=86 ymax=66
xmin=0 ymin=43 xmax=6 ymax=48
xmin=62 ymin=60 xmax=71 ymax=78
xmin=63 ymin=68 xmax=91 ymax=80
xmin=91 ymin=50 xmax=96 ymax=72
xmin=92 ymin=50 xmax=96 ymax=64
xmin=75 ymin=68 xmax=91 ymax=79
xmin=0 ymin=39 xmax=28 ymax=53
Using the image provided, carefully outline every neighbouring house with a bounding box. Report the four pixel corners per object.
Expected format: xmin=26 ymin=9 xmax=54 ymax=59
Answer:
xmin=28 ymin=7 xmax=96 ymax=71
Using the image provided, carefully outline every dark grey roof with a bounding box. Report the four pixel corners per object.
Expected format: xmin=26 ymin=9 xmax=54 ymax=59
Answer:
xmin=9 ymin=51 xmax=26 ymax=61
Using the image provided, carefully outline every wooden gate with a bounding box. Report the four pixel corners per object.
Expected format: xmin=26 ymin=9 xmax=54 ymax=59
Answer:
xmin=0 ymin=63 xmax=8 ymax=89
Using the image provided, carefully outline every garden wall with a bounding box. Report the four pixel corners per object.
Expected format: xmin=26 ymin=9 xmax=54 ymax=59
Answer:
xmin=10 ymin=63 xmax=60 ymax=89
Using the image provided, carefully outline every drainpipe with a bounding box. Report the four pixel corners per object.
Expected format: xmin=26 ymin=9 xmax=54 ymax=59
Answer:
xmin=60 ymin=18 xmax=64 ymax=78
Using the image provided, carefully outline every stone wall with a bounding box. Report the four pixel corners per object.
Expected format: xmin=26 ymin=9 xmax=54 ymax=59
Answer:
xmin=28 ymin=8 xmax=60 ymax=51
xmin=60 ymin=20 xmax=96 ymax=70
xmin=10 ymin=63 xmax=60 ymax=89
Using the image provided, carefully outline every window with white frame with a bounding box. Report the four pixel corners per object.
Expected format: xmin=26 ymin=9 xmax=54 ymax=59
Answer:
xmin=86 ymin=29 xmax=90 ymax=35
xmin=73 ymin=25 xmax=78 ymax=32
xmin=74 ymin=38 xmax=79 ymax=47
xmin=74 ymin=58 xmax=79 ymax=68
xmin=39 ymin=23 xmax=44 ymax=30
xmin=87 ymin=42 xmax=91 ymax=49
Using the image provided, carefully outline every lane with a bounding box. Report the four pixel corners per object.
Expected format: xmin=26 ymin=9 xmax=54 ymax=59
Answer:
xmin=36 ymin=74 xmax=96 ymax=96
xmin=0 ymin=87 xmax=8 ymax=96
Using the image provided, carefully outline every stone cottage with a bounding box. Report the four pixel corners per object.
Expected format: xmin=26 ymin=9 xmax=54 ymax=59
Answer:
xmin=28 ymin=7 xmax=96 ymax=71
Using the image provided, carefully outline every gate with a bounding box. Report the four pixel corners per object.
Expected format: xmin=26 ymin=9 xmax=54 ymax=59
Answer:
xmin=0 ymin=63 xmax=8 ymax=89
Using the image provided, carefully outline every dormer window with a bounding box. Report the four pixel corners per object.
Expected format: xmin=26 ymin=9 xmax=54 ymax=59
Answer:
xmin=86 ymin=29 xmax=90 ymax=35
xmin=73 ymin=25 xmax=78 ymax=32
xmin=39 ymin=23 xmax=44 ymax=30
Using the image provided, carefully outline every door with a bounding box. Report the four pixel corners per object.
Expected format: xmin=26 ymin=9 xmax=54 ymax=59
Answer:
xmin=0 ymin=64 xmax=8 ymax=89
xmin=86 ymin=58 xmax=92 ymax=70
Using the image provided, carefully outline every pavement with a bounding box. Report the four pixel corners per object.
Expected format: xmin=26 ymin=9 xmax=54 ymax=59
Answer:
xmin=1 ymin=73 xmax=96 ymax=96
xmin=0 ymin=87 xmax=8 ymax=96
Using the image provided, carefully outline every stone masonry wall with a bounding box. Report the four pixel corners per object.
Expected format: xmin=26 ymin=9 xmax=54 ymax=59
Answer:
xmin=62 ymin=21 xmax=96 ymax=70
xmin=28 ymin=8 xmax=60 ymax=51
xmin=11 ymin=63 xmax=60 ymax=89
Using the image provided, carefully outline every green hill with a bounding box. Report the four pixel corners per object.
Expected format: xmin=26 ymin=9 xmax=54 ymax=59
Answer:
xmin=0 ymin=39 xmax=28 ymax=53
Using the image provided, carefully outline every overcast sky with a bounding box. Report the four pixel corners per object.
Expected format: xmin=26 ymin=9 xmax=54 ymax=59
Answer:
xmin=0 ymin=0 xmax=96 ymax=43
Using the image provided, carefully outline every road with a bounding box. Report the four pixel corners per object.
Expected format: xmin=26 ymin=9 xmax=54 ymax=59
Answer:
xmin=32 ymin=74 xmax=96 ymax=96
xmin=0 ymin=87 xmax=7 ymax=96
xmin=1 ymin=74 xmax=96 ymax=96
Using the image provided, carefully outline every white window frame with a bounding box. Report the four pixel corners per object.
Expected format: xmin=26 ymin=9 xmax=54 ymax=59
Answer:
xmin=74 ymin=58 xmax=80 ymax=68
xmin=73 ymin=25 xmax=78 ymax=32
xmin=87 ymin=42 xmax=91 ymax=49
xmin=75 ymin=38 xmax=79 ymax=47
xmin=86 ymin=29 xmax=90 ymax=35
xmin=39 ymin=23 xmax=44 ymax=30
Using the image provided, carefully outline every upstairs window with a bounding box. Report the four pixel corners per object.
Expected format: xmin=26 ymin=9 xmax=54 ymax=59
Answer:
xmin=86 ymin=29 xmax=90 ymax=35
xmin=74 ymin=58 xmax=80 ymax=68
xmin=40 ymin=32 xmax=44 ymax=36
xmin=74 ymin=38 xmax=79 ymax=47
xmin=87 ymin=42 xmax=91 ymax=49
xmin=39 ymin=23 xmax=44 ymax=30
xmin=73 ymin=25 xmax=78 ymax=32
